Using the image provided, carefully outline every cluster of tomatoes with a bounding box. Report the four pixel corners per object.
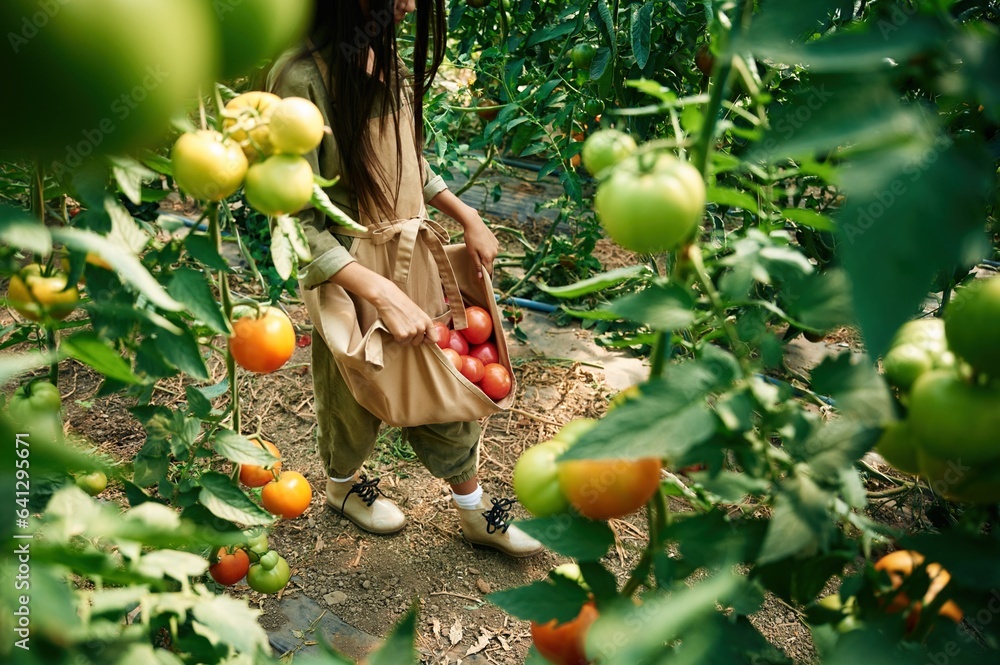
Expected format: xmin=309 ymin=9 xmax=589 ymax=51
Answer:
xmin=581 ymin=129 xmax=706 ymax=255
xmin=876 ymin=276 xmax=1000 ymax=503
xmin=208 ymin=528 xmax=292 ymax=595
xmin=171 ymin=91 xmax=324 ymax=216
xmin=240 ymin=437 xmax=313 ymax=521
xmin=433 ymin=304 xmax=513 ymax=401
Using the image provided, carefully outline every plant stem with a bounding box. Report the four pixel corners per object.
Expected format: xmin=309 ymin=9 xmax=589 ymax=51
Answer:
xmin=648 ymin=331 xmax=671 ymax=379
xmin=46 ymin=325 xmax=59 ymax=386
xmin=454 ymin=145 xmax=497 ymax=198
xmin=210 ymin=204 xmax=240 ymax=434
xmin=31 ymin=159 xmax=45 ymax=224
xmin=687 ymin=244 xmax=748 ymax=367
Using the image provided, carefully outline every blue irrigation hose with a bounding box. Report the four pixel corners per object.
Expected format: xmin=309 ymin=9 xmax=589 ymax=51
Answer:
xmin=495 ymin=295 xmax=559 ymax=313
xmin=982 ymin=260 xmax=1000 ymax=269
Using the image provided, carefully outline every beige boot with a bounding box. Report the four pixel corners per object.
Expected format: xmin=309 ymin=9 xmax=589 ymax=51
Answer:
xmin=326 ymin=475 xmax=406 ymax=534
xmin=455 ymin=495 xmax=544 ymax=557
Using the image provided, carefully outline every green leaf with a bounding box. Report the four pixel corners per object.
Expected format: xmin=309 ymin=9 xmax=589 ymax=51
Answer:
xmin=269 ymin=222 xmax=296 ymax=281
xmin=276 ymin=214 xmax=313 ymax=262
xmin=538 ymin=265 xmax=653 ymax=298
xmin=584 ymin=572 xmax=742 ymax=664
xmin=560 ymin=306 xmax=623 ymax=322
xmin=312 ymin=185 xmax=366 ymax=233
xmin=757 ymin=551 xmax=853 ymax=606
xmin=135 ymin=549 xmax=209 ymax=581
xmin=810 ymin=353 xmax=894 ymax=427
xmin=62 ymin=332 xmax=143 ymax=384
xmin=488 ymin=577 xmax=591 ymax=624
xmin=526 ymin=21 xmax=575 ymax=47
xmin=156 ymin=326 xmax=210 ymax=381
xmin=167 ymin=268 xmax=230 ymax=334
xmin=184 ymin=233 xmax=230 ymax=272
xmin=51 ymin=227 xmax=182 ymax=312
xmin=0 ymin=206 xmax=52 ymax=255
xmin=782 ymin=268 xmax=855 ymax=333
xmin=184 ymin=385 xmax=215 ymax=420
xmin=191 ymin=594 xmax=270 ymax=656
xmin=757 ymin=473 xmax=833 ymax=565
xmin=782 ymin=207 xmax=835 ymax=232
xmin=368 ymin=606 xmax=419 ymax=665
xmin=198 ymin=471 xmax=274 ymax=526
xmin=707 ymin=185 xmax=763 ymax=216
xmin=212 ymin=429 xmax=279 ymax=466
xmin=691 ymin=471 xmax=769 ymax=503
xmin=109 ymin=155 xmax=156 ymax=205
xmin=514 ymin=514 xmax=615 ymax=561
xmin=630 ymin=3 xmax=653 ymax=69
xmin=608 ymin=282 xmax=697 ymax=331
xmin=0 ymin=349 xmax=63 ymax=386
xmin=837 ymin=138 xmax=993 ymax=358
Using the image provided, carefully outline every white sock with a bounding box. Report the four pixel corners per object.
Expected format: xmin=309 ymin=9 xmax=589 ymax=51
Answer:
xmin=452 ymin=485 xmax=483 ymax=509
xmin=330 ymin=474 xmax=356 ymax=484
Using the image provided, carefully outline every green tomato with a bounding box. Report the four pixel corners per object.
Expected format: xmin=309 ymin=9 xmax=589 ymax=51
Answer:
xmin=918 ymin=448 xmax=1000 ymax=504
xmin=171 ymin=130 xmax=248 ymax=202
xmin=570 ymin=43 xmax=597 ymax=70
xmin=581 ymin=130 xmax=637 ymax=178
xmin=883 ymin=344 xmax=935 ymax=392
xmin=513 ymin=439 xmax=571 ymax=517
xmin=258 ymin=550 xmax=279 ymax=571
xmin=0 ymin=0 xmax=217 ymax=157
xmin=594 ymin=152 xmax=706 ymax=254
xmin=552 ymin=418 xmax=598 ymax=446
xmin=551 ymin=563 xmax=590 ymax=591
xmin=213 ymin=0 xmax=312 ymax=80
xmin=244 ymin=529 xmax=269 ymax=555
xmin=945 ymin=276 xmax=1000 ymax=379
xmin=75 ymin=471 xmax=108 ymax=496
xmin=874 ymin=421 xmax=921 ymax=475
xmin=7 ymin=381 xmax=63 ymax=443
xmin=892 ymin=318 xmax=948 ymax=355
xmin=584 ymin=99 xmax=605 ymax=117
xmin=247 ymin=555 xmax=291 ymax=594
xmin=243 ymin=154 xmax=314 ymax=216
xmin=909 ymin=370 xmax=1000 ymax=465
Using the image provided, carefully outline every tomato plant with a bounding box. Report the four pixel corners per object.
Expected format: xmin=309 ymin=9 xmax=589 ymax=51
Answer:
xmin=171 ymin=130 xmax=249 ymax=202
xmin=7 ymin=264 xmax=79 ymax=322
xmin=513 ymin=438 xmax=571 ymax=517
xmin=246 ymin=551 xmax=291 ymax=594
xmin=223 ymin=91 xmax=281 ymax=162
xmin=594 ymin=152 xmax=705 ymax=254
xmin=243 ymin=154 xmax=315 ymax=216
xmin=268 ymin=96 xmax=326 ymax=155
xmin=479 ymin=363 xmax=512 ymax=401
xmin=261 ymin=471 xmax=313 ymax=519
xmin=531 ymin=601 xmax=598 ymax=665
xmin=209 ymin=547 xmax=250 ymax=586
xmin=229 ymin=306 xmax=296 ymax=373
xmin=569 ymin=43 xmax=597 ymax=70
xmin=459 ymin=305 xmax=493 ymax=345
xmin=238 ymin=438 xmax=282 ymax=488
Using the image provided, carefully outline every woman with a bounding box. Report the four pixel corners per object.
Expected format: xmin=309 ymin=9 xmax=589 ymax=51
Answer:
xmin=267 ymin=0 xmax=542 ymax=557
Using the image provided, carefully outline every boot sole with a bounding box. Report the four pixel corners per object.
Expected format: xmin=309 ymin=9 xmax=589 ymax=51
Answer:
xmin=461 ymin=534 xmax=544 ymax=558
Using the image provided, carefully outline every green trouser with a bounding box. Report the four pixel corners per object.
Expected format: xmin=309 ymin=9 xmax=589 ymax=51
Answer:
xmin=311 ymin=331 xmax=481 ymax=485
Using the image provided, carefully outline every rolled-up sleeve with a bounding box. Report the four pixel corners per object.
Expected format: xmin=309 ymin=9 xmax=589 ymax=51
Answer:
xmin=422 ymin=156 xmax=448 ymax=203
xmin=268 ymin=55 xmax=356 ymax=289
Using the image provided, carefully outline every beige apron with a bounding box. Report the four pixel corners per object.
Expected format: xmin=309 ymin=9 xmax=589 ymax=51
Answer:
xmin=300 ymin=55 xmax=515 ymax=428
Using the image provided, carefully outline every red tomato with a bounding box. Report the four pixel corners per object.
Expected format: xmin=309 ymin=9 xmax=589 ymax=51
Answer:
xmin=461 ymin=306 xmax=493 ymax=345
xmin=480 ymin=363 xmax=512 ymax=401
xmin=432 ymin=322 xmax=451 ymax=349
xmin=442 ymin=348 xmax=463 ymax=371
xmin=470 ymin=341 xmax=499 ymax=366
xmin=459 ymin=355 xmax=485 ymax=383
xmin=447 ymin=330 xmax=470 ymax=355
xmin=531 ymin=602 xmax=598 ymax=665
xmin=209 ymin=547 xmax=250 ymax=586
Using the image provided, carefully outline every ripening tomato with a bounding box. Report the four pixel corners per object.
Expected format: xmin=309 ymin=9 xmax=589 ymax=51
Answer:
xmin=209 ymin=547 xmax=250 ymax=586
xmin=470 ymin=341 xmax=500 ymax=366
xmin=239 ymin=438 xmax=282 ymax=488
xmin=460 ymin=306 xmax=493 ymax=345
xmin=480 ymin=363 xmax=512 ymax=401
xmin=171 ymin=130 xmax=248 ymax=202
xmin=223 ymin=91 xmax=281 ymax=162
xmin=7 ymin=264 xmax=79 ymax=322
xmin=261 ymin=471 xmax=313 ymax=519
xmin=873 ymin=550 xmax=963 ymax=630
xmin=531 ymin=602 xmax=598 ymax=665
xmin=447 ymin=330 xmax=470 ymax=356
xmin=268 ymin=96 xmax=325 ymax=155
xmin=441 ymin=347 xmax=464 ymax=371
xmin=230 ymin=306 xmax=296 ymax=373
xmin=433 ymin=322 xmax=452 ymax=349
xmin=459 ymin=355 xmax=486 ymax=383
xmin=558 ymin=456 xmax=662 ymax=521
xmin=243 ymin=154 xmax=315 ymax=216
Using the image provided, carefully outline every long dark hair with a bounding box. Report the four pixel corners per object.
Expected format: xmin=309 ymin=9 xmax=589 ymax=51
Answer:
xmin=305 ymin=0 xmax=446 ymax=219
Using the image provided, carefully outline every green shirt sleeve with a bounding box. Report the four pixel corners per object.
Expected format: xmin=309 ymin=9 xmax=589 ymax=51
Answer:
xmin=267 ymin=53 xmax=357 ymax=290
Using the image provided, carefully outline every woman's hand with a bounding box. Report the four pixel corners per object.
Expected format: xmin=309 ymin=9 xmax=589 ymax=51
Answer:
xmin=330 ymin=263 xmax=438 ymax=346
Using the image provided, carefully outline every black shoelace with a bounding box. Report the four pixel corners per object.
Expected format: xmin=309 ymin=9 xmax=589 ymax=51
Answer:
xmin=482 ymin=497 xmax=516 ymax=534
xmin=343 ymin=474 xmax=384 ymax=512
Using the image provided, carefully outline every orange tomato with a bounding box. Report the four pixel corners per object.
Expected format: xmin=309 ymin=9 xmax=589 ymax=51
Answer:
xmin=229 ymin=306 xmax=295 ymax=373
xmin=531 ymin=601 xmax=598 ymax=665
xmin=261 ymin=471 xmax=313 ymax=519
xmin=239 ymin=438 xmax=282 ymax=488
xmin=874 ymin=550 xmax=963 ymax=629
xmin=558 ymin=457 xmax=662 ymax=521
